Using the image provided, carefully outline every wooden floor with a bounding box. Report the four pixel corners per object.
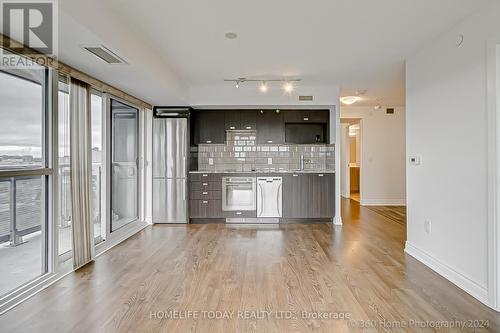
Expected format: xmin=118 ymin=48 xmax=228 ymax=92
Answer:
xmin=350 ymin=192 xmax=360 ymax=202
xmin=366 ymin=205 xmax=407 ymax=225
xmin=0 ymin=199 xmax=498 ymax=332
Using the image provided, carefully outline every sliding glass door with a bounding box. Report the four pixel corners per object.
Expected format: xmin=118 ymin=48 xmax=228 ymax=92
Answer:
xmin=110 ymin=99 xmax=139 ymax=231
xmin=91 ymin=92 xmax=105 ymax=243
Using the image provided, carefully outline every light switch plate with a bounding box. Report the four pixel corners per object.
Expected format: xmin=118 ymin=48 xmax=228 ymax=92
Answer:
xmin=424 ymin=220 xmax=431 ymax=234
xmin=267 ymin=158 xmax=273 ymax=165
xmin=208 ymin=158 xmax=213 ymax=165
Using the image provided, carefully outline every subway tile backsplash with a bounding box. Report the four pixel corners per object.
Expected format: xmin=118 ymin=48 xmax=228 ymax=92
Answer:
xmin=197 ymin=130 xmax=335 ymax=172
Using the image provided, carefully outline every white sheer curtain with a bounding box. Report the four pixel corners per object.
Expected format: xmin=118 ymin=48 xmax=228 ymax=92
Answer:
xmin=70 ymin=78 xmax=94 ymax=268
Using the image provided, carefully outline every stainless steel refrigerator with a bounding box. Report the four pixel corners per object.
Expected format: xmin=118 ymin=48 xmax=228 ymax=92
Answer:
xmin=152 ymin=109 xmax=189 ymax=223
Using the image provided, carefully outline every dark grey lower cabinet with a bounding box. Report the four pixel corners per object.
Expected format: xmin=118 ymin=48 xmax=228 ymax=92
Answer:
xmin=283 ymin=174 xmax=309 ymax=218
xmin=190 ymin=199 xmax=223 ymax=218
xmin=283 ymin=173 xmax=334 ymax=219
xmin=313 ymin=173 xmax=335 ymax=218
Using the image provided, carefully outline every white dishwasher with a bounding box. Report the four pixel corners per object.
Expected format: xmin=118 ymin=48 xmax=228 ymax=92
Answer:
xmin=257 ymin=177 xmax=282 ymax=218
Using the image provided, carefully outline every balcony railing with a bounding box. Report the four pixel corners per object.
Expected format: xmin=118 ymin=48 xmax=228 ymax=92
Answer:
xmin=0 ymin=164 xmax=102 ymax=246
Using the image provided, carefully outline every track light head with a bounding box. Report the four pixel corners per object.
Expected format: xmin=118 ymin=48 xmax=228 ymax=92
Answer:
xmin=283 ymin=82 xmax=293 ymax=93
xmin=259 ymin=81 xmax=268 ymax=93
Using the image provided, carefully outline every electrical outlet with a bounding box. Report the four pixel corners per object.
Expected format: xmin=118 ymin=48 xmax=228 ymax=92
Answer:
xmin=208 ymin=158 xmax=213 ymax=165
xmin=424 ymin=220 xmax=431 ymax=234
xmin=409 ymin=155 xmax=421 ymax=166
xmin=268 ymin=158 xmax=273 ymax=165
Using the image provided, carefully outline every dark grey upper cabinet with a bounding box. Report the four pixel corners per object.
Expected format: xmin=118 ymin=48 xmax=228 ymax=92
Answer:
xmin=224 ymin=111 xmax=240 ymax=130
xmin=284 ymin=110 xmax=329 ymax=123
xmin=256 ymin=110 xmax=284 ymax=144
xmin=195 ymin=110 xmax=225 ymax=144
xmin=283 ymin=110 xmax=329 ymax=144
xmin=285 ymin=123 xmax=327 ymax=144
xmin=224 ymin=110 xmax=256 ymax=130
xmin=192 ymin=109 xmax=330 ymax=145
xmin=240 ymin=111 xmax=257 ymax=130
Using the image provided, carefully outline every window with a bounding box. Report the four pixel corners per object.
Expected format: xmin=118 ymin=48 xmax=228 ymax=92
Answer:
xmin=91 ymin=92 xmax=105 ymax=243
xmin=0 ymin=71 xmax=44 ymax=169
xmin=110 ymin=99 xmax=139 ymax=231
xmin=0 ymin=63 xmax=49 ymax=297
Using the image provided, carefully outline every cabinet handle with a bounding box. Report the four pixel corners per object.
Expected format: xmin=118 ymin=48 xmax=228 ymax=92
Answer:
xmin=319 ymin=174 xmax=324 ymax=177
xmin=229 ymin=126 xmax=236 ymax=130
xmin=202 ymin=183 xmax=208 ymax=186
xmin=202 ymin=174 xmax=208 ymax=177
xmin=236 ymin=212 xmax=242 ymax=215
xmin=245 ymin=126 xmax=252 ymax=130
xmin=266 ymin=140 xmax=273 ymax=143
xmin=206 ymin=140 xmax=212 ymax=144
xmin=303 ymin=117 xmax=309 ymax=121
xmin=202 ymin=201 xmax=208 ymax=204
xmin=202 ymin=192 xmax=208 ymax=195
xmin=293 ymin=174 xmax=299 ymax=177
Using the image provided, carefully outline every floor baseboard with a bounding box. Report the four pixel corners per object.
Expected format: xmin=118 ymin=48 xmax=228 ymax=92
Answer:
xmin=404 ymin=241 xmax=489 ymax=307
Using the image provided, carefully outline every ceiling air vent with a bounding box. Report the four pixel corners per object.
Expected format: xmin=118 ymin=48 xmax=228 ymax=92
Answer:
xmin=299 ymin=95 xmax=313 ymax=101
xmin=82 ymin=45 xmax=127 ymax=64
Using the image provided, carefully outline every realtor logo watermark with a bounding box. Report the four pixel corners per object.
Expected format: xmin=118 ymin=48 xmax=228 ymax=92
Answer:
xmin=1 ymin=0 xmax=58 ymax=68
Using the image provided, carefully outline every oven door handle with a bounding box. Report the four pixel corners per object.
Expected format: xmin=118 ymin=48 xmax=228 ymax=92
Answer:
xmin=277 ymin=183 xmax=282 ymax=217
xmin=225 ymin=184 xmax=253 ymax=189
xmin=258 ymin=183 xmax=264 ymax=217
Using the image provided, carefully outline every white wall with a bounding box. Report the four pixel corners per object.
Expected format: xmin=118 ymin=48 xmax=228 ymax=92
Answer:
xmin=341 ymin=107 xmax=406 ymax=205
xmin=340 ymin=124 xmax=350 ymax=197
xmin=496 ymin=44 xmax=500 ymax=310
xmin=406 ymin=1 xmax=500 ymax=308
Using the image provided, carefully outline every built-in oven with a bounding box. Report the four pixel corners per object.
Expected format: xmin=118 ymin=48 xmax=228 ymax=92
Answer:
xmin=222 ymin=177 xmax=256 ymax=212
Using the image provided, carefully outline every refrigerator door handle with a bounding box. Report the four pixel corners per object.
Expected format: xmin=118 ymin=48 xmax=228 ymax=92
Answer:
xmin=183 ymin=181 xmax=186 ymax=201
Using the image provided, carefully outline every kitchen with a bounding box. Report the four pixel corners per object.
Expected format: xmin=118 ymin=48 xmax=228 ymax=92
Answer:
xmin=152 ymin=108 xmax=336 ymax=224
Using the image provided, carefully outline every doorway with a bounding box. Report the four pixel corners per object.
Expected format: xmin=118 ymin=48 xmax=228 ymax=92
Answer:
xmin=340 ymin=119 xmax=361 ymax=203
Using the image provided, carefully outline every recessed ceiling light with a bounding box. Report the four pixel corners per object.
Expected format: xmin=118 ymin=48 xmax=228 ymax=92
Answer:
xmin=225 ymin=32 xmax=238 ymax=39
xmin=340 ymin=96 xmax=361 ymax=105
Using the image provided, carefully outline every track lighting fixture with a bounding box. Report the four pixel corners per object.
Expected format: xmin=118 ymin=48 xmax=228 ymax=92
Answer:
xmin=283 ymin=82 xmax=293 ymax=93
xmin=224 ymin=78 xmax=301 ymax=92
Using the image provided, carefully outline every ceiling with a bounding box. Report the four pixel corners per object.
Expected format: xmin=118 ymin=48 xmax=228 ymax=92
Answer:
xmin=58 ymin=0 xmax=491 ymax=106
